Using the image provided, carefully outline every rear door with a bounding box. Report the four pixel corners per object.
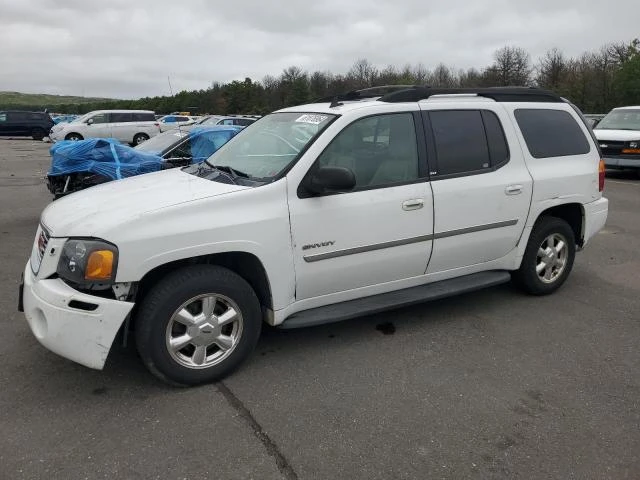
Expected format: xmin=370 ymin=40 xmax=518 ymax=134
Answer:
xmin=420 ymin=103 xmax=533 ymax=273
xmin=109 ymin=112 xmax=134 ymax=142
xmin=7 ymin=112 xmax=30 ymax=135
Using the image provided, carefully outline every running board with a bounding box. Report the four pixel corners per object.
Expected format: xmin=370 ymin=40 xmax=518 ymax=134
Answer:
xmin=279 ymin=271 xmax=511 ymax=329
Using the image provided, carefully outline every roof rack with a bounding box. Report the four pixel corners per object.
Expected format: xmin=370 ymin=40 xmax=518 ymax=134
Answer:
xmin=378 ymin=86 xmax=564 ymax=103
xmin=314 ymin=85 xmax=423 ymax=105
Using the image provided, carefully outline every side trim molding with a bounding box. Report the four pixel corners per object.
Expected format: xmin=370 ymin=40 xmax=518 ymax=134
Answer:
xmin=303 ymin=219 xmax=518 ymax=263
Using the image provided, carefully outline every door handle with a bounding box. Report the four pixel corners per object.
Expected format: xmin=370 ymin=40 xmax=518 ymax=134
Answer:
xmin=505 ymin=185 xmax=523 ymax=195
xmin=402 ymin=199 xmax=424 ymax=211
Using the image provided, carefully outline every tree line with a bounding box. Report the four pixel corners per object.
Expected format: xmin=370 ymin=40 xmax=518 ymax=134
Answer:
xmin=6 ymin=38 xmax=639 ymax=116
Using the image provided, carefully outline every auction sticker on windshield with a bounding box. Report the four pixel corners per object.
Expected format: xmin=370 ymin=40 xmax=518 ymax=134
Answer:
xmin=295 ymin=114 xmax=329 ymax=124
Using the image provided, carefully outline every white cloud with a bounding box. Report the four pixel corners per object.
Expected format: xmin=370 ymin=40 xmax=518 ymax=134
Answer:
xmin=0 ymin=0 xmax=637 ymax=98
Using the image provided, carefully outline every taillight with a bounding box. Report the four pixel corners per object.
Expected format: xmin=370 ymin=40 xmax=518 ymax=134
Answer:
xmin=598 ymin=158 xmax=605 ymax=192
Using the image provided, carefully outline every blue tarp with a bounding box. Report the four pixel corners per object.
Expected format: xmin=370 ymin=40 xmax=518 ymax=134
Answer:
xmin=189 ymin=127 xmax=240 ymax=163
xmin=48 ymin=138 xmax=164 ymax=180
xmin=47 ymin=126 xmax=242 ymax=181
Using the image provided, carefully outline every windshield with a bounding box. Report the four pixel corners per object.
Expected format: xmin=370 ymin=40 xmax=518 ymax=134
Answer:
xmin=595 ymin=109 xmax=640 ymax=130
xmin=135 ymin=130 xmax=187 ymax=152
xmin=204 ymin=112 xmax=336 ymax=180
xmin=74 ymin=112 xmax=94 ymax=123
xmin=197 ymin=116 xmax=223 ymax=125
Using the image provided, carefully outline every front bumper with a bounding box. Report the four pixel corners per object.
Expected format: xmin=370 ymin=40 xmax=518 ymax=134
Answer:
xmin=582 ymin=197 xmax=609 ymax=246
xmin=603 ymin=155 xmax=640 ymax=168
xmin=21 ymin=263 xmax=134 ymax=370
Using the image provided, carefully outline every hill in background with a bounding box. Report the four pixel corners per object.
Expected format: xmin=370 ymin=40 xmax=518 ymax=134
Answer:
xmin=0 ymin=91 xmax=118 ymax=110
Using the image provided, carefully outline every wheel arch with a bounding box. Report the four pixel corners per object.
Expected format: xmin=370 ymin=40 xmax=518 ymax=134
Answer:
xmin=535 ymin=203 xmax=584 ymax=247
xmin=132 ymin=251 xmax=273 ymax=321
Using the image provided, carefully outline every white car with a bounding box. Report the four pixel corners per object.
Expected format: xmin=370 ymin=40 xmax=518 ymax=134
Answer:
xmin=20 ymin=86 xmax=609 ymax=386
xmin=593 ymin=106 xmax=640 ymax=174
xmin=49 ymin=110 xmax=161 ymax=145
xmin=157 ymin=114 xmax=197 ymax=132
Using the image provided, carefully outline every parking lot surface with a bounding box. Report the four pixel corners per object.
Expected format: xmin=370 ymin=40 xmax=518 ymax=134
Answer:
xmin=1 ymin=138 xmax=639 ymax=479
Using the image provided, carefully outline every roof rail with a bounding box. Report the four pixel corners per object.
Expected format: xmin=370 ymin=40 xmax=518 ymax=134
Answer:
xmin=378 ymin=86 xmax=564 ymax=103
xmin=314 ymin=85 xmax=423 ymax=104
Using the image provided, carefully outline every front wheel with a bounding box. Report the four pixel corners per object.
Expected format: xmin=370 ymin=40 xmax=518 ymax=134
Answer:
xmin=65 ymin=133 xmax=84 ymax=141
xmin=133 ymin=133 xmax=149 ymax=145
xmin=512 ymin=216 xmax=576 ymax=295
xmin=135 ymin=265 xmax=262 ymax=386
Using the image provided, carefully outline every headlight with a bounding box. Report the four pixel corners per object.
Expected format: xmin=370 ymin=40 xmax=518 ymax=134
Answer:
xmin=57 ymin=239 xmax=118 ymax=286
xmin=622 ymin=141 xmax=640 ymax=154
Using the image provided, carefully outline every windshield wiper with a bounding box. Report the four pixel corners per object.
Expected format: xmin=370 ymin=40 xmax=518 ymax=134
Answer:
xmin=206 ymin=163 xmax=251 ymax=178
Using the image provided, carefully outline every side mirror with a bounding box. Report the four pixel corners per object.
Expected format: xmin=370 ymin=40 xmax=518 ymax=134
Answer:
xmin=86 ymin=118 xmax=94 ymax=125
xmin=302 ymin=166 xmax=356 ymax=196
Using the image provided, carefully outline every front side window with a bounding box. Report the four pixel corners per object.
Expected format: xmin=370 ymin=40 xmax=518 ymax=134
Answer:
xmin=88 ymin=113 xmax=109 ymax=124
xmin=315 ymin=113 xmax=419 ymax=189
xmin=515 ymin=109 xmax=590 ymax=158
xmin=205 ymin=112 xmax=336 ymax=180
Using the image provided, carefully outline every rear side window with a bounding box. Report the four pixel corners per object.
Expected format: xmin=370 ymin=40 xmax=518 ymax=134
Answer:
xmin=111 ymin=112 xmax=134 ymax=123
xmin=515 ymin=109 xmax=590 ymax=158
xmin=134 ymin=112 xmax=155 ymax=121
xmin=428 ymin=110 xmax=509 ymax=176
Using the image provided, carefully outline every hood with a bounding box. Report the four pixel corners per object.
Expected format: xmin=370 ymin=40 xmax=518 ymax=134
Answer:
xmin=593 ymin=129 xmax=640 ymax=142
xmin=41 ymin=168 xmax=248 ymax=237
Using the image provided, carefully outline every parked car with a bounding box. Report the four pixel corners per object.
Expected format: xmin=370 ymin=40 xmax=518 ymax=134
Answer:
xmin=593 ymin=106 xmax=640 ymax=174
xmin=51 ymin=114 xmax=79 ymax=125
xmin=46 ymin=126 xmax=242 ymax=198
xmin=157 ymin=114 xmax=197 ymax=132
xmin=0 ymin=110 xmax=54 ymax=140
xmin=49 ymin=110 xmax=161 ymax=145
xmin=583 ymin=113 xmax=605 ymax=128
xmin=193 ymin=115 xmax=259 ymax=127
xmin=19 ymin=86 xmax=608 ymax=386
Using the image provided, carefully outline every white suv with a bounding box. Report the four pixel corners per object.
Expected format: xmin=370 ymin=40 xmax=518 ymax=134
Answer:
xmin=19 ymin=87 xmax=609 ymax=386
xmin=49 ymin=110 xmax=161 ymax=145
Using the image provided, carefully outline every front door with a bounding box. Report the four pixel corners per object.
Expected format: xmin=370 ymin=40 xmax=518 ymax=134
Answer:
xmin=420 ymin=105 xmax=533 ymax=273
xmin=288 ymin=112 xmax=434 ymax=300
xmin=85 ymin=112 xmax=112 ymax=139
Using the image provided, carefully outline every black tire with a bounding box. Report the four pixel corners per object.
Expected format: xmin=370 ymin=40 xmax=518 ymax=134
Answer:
xmin=31 ymin=127 xmax=46 ymax=140
xmin=65 ymin=133 xmax=83 ymax=141
xmin=512 ymin=216 xmax=576 ymax=295
xmin=135 ymin=265 xmax=262 ymax=386
xmin=133 ymin=133 xmax=149 ymax=145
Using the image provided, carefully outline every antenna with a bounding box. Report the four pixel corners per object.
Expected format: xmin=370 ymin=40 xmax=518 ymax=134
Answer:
xmin=167 ymin=76 xmax=184 ymax=137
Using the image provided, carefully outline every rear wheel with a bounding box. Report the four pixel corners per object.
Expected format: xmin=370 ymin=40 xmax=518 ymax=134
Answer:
xmin=135 ymin=265 xmax=262 ymax=386
xmin=133 ymin=133 xmax=149 ymax=145
xmin=31 ymin=127 xmax=46 ymax=140
xmin=513 ymin=216 xmax=576 ymax=295
xmin=65 ymin=133 xmax=83 ymax=141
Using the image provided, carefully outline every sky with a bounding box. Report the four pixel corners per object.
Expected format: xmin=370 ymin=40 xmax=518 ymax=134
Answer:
xmin=0 ymin=0 xmax=637 ymax=99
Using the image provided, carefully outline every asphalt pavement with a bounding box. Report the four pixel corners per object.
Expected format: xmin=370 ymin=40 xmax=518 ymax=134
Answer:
xmin=1 ymin=138 xmax=638 ymax=480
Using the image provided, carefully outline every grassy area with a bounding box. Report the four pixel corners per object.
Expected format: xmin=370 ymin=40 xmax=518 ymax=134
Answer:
xmin=0 ymin=91 xmax=117 ymax=108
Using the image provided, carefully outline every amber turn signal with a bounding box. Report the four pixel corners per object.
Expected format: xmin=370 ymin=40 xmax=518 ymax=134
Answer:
xmin=622 ymin=148 xmax=640 ymax=154
xmin=85 ymin=250 xmax=114 ymax=280
xmin=598 ymin=159 xmax=605 ymax=192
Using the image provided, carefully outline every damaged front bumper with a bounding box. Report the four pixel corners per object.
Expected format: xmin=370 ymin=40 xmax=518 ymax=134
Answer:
xmin=21 ymin=263 xmax=134 ymax=370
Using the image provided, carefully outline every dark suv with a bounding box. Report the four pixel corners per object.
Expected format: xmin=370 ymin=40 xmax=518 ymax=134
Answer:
xmin=0 ymin=110 xmax=55 ymax=140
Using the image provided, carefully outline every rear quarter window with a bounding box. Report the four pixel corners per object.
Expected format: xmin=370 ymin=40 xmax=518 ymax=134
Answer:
xmin=515 ymin=109 xmax=590 ymax=158
xmin=134 ymin=113 xmax=155 ymax=121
